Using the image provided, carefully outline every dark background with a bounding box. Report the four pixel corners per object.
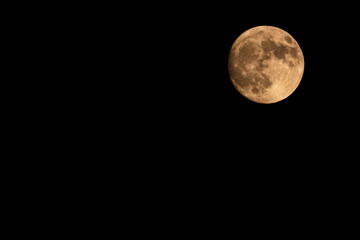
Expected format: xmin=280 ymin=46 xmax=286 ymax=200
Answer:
xmin=6 ymin=3 xmax=358 ymax=230
xmin=1 ymin=3 xmax=357 ymax=234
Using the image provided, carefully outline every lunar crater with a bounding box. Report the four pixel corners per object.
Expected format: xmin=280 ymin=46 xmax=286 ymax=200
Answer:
xmin=285 ymin=36 xmax=292 ymax=44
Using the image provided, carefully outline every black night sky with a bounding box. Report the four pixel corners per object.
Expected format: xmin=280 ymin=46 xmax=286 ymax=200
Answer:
xmin=10 ymin=2 xmax=358 ymax=229
xmin=37 ymin=3 xmax=359 ymax=225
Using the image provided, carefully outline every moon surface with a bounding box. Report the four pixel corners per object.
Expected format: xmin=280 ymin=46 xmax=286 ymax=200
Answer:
xmin=228 ymin=26 xmax=304 ymax=104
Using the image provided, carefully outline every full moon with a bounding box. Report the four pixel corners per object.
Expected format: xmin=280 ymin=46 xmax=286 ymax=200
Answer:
xmin=228 ymin=26 xmax=304 ymax=104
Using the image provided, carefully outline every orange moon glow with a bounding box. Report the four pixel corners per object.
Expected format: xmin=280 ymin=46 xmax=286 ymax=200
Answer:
xmin=228 ymin=26 xmax=304 ymax=104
